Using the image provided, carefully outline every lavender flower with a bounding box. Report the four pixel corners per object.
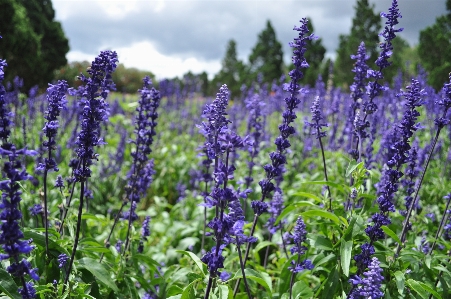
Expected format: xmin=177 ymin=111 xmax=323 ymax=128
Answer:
xmin=363 ymin=0 xmax=403 ymax=114
xmin=348 ymin=257 xmax=384 ymax=299
xmin=0 ymin=59 xmax=12 ymax=146
xmin=29 ymin=204 xmax=43 ymax=217
xmin=288 ymin=217 xmax=313 ymax=299
xmin=58 ymin=254 xmax=69 ymax=268
xmin=349 ymin=42 xmax=369 ymax=116
xmin=305 ymin=96 xmax=328 ymax=139
xmin=0 ymin=146 xmax=39 ymax=298
xmin=36 ymin=80 xmax=68 ymax=172
xmin=138 ymin=216 xmax=151 ymax=253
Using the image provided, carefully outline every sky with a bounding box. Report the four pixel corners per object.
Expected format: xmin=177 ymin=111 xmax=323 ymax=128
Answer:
xmin=52 ymin=0 xmax=447 ymax=80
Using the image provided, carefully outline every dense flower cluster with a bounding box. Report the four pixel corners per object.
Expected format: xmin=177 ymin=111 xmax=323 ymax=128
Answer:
xmin=73 ymin=51 xmax=118 ymax=182
xmin=258 ymin=17 xmax=315 ymax=200
xmin=288 ymin=217 xmax=313 ymax=274
xmin=305 ymin=96 xmax=328 ymax=139
xmin=125 ymin=76 xmax=160 ymax=218
xmin=349 ymin=257 xmax=384 ymax=299
xmin=0 ymin=147 xmax=39 ymax=298
xmin=0 ymin=59 xmax=12 ymax=146
xmin=349 ymin=42 xmax=369 ymax=115
xmin=36 ymin=80 xmax=69 ymax=172
xmin=363 ymin=0 xmax=403 ymax=114
xmin=138 ymin=216 xmax=151 ymax=253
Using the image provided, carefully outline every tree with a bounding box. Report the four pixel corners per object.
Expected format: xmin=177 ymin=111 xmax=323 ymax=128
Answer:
xmin=213 ymin=39 xmax=245 ymax=98
xmin=248 ymin=20 xmax=284 ymax=87
xmin=418 ymin=0 xmax=451 ymax=90
xmin=334 ymin=0 xmax=381 ymax=89
xmin=0 ymin=0 xmax=69 ymax=89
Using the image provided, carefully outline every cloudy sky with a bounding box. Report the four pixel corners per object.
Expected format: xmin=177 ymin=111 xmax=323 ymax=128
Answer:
xmin=53 ymin=0 xmax=446 ymax=79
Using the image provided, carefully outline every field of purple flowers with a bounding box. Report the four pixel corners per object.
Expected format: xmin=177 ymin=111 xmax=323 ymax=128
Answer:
xmin=1 ymin=0 xmax=451 ymax=298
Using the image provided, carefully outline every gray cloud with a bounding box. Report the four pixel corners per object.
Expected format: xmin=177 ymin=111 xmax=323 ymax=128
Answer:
xmin=55 ymin=0 xmax=447 ymax=70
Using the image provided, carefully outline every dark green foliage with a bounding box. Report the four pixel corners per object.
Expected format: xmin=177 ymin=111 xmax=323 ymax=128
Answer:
xmin=333 ymin=0 xmax=381 ymax=89
xmin=0 ymin=0 xmax=69 ymax=89
xmin=213 ymin=39 xmax=246 ymax=99
xmin=248 ymin=20 xmax=284 ymax=87
xmin=418 ymin=1 xmax=451 ymax=91
xmin=54 ymin=62 xmax=155 ymax=93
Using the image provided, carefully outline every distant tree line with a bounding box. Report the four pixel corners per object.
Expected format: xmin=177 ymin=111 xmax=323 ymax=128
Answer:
xmin=1 ymin=0 xmax=450 ymax=96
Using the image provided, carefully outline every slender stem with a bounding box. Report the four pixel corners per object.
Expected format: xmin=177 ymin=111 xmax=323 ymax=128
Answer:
xmin=233 ymin=214 xmax=258 ymax=296
xmin=123 ymin=200 xmax=136 ymax=255
xmin=99 ymin=201 xmax=127 ymax=263
xmin=204 ymin=277 xmax=214 ymax=299
xmin=317 ymin=131 xmax=332 ymax=211
xmin=428 ymin=195 xmax=451 ymax=255
xmin=43 ymin=168 xmax=49 ymax=258
xmin=63 ymin=180 xmax=85 ymax=293
xmin=58 ymin=181 xmax=77 ymax=234
xmin=202 ymin=181 xmax=208 ymax=252
xmin=263 ymin=234 xmax=273 ymax=269
xmin=395 ymin=129 xmax=441 ymax=256
xmin=289 ymin=254 xmax=301 ymax=299
xmin=281 ymin=224 xmax=289 ymax=259
xmin=237 ymin=243 xmax=252 ymax=299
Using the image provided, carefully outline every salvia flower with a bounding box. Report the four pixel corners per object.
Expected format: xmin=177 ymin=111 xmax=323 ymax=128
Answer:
xmin=138 ymin=216 xmax=151 ymax=253
xmin=0 ymin=145 xmax=39 ymax=298
xmin=348 ymin=257 xmax=384 ymax=299
xmin=0 ymin=59 xmax=12 ymax=146
xmin=58 ymin=254 xmax=69 ymax=268
xmin=349 ymin=42 xmax=370 ymax=115
xmin=36 ymin=80 xmax=69 ymax=172
xmin=288 ymin=217 xmax=313 ymax=274
xmin=73 ymin=51 xmax=118 ymax=183
xmin=305 ymin=96 xmax=328 ymax=139
xmin=363 ymin=0 xmax=403 ymax=114
xmin=265 ymin=190 xmax=286 ymax=235
xmin=29 ymin=204 xmax=43 ymax=217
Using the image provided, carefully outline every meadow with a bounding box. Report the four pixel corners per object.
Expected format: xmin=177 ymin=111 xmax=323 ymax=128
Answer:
xmin=1 ymin=1 xmax=451 ymax=298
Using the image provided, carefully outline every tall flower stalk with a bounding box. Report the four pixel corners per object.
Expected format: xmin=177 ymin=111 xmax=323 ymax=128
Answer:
xmin=355 ymin=0 xmax=403 ymax=155
xmin=396 ymin=74 xmax=451 ymax=255
xmin=0 ymin=57 xmax=39 ymax=299
xmin=349 ymin=78 xmax=424 ymax=296
xmin=305 ymin=96 xmax=331 ymax=210
xmin=63 ymin=51 xmax=118 ymax=291
xmin=36 ymin=80 xmax=68 ymax=257
xmin=233 ymin=17 xmax=316 ymax=295
xmin=122 ymin=76 xmax=160 ymax=255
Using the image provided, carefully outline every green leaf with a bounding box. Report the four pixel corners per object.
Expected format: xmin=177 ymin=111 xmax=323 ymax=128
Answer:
xmin=346 ymin=161 xmax=364 ymax=177
xmin=231 ymin=269 xmax=272 ymax=296
xmin=181 ymin=279 xmax=200 ymax=299
xmin=176 ymin=250 xmax=207 ymax=277
xmin=253 ymin=240 xmax=276 ymax=253
xmin=217 ymin=284 xmax=231 ymax=299
xmin=125 ymin=277 xmax=139 ymax=299
xmin=321 ymin=267 xmax=339 ymax=299
xmin=301 ymin=210 xmax=341 ymax=226
xmin=312 ymin=235 xmax=333 ymax=251
xmin=0 ymin=269 xmax=21 ymax=299
xmin=406 ymin=279 xmax=429 ymax=299
xmin=300 ymin=180 xmax=347 ymax=193
xmin=292 ymin=281 xmax=314 ymax=299
xmin=393 ymin=271 xmax=405 ymax=295
xmin=275 ymin=201 xmax=317 ymax=225
xmin=291 ymin=192 xmax=322 ymax=203
xmin=417 ymin=282 xmax=442 ymax=299
xmin=78 ymin=258 xmax=119 ymax=292
xmin=380 ymin=226 xmax=401 ymax=244
xmin=340 ymin=240 xmax=353 ymax=277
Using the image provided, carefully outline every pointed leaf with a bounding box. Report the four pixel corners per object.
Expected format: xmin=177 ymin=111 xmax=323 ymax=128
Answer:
xmin=0 ymin=269 xmax=21 ymax=299
xmin=301 ymin=210 xmax=341 ymax=226
xmin=78 ymin=258 xmax=119 ymax=292
xmin=340 ymin=240 xmax=353 ymax=277
xmin=176 ymin=250 xmax=207 ymax=276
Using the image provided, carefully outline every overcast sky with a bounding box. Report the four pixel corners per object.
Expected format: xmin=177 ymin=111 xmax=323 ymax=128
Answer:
xmin=53 ymin=0 xmax=446 ymax=79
